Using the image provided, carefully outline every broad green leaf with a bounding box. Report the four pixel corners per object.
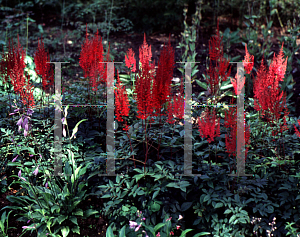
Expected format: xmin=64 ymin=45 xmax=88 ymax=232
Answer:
xmin=179 ymin=229 xmax=194 ymax=236
xmin=56 ymin=215 xmax=67 ymax=225
xmin=61 ymin=226 xmax=70 ymax=237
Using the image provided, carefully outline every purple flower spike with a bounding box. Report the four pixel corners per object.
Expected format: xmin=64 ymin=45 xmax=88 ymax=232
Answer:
xmin=12 ymin=155 xmax=18 ymax=162
xmin=24 ymin=129 xmax=28 ymax=137
xmin=33 ymin=165 xmax=40 ymax=176
xmin=45 ymin=181 xmax=48 ymax=188
xmin=22 ymin=117 xmax=28 ymax=128
xmin=17 ymin=117 xmax=23 ymax=126
xmin=27 ymin=109 xmax=34 ymax=116
xmin=24 ymin=123 xmax=29 ymax=131
xmin=18 ymin=170 xmax=22 ymax=178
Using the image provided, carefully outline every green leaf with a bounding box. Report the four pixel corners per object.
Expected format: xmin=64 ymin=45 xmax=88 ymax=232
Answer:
xmin=229 ymin=215 xmax=236 ymax=224
xmin=73 ymin=209 xmax=83 ymax=216
xmin=51 ymin=205 xmax=60 ymax=214
xmin=153 ymin=223 xmax=166 ymax=232
xmin=192 ymin=232 xmax=211 ymax=237
xmin=84 ymin=209 xmax=98 ymax=218
xmin=61 ymin=226 xmax=70 ymax=237
xmin=57 ymin=215 xmax=67 ymax=225
xmin=196 ymin=79 xmax=207 ymax=90
xmin=152 ymin=190 xmax=160 ymax=199
xmin=224 ymin=209 xmax=232 ymax=214
xmin=181 ymin=202 xmax=193 ymax=211
xmin=119 ymin=225 xmax=126 ymax=237
xmin=215 ymin=202 xmax=223 ymax=209
xmin=150 ymin=202 xmax=160 ymax=212
xmin=106 ymin=226 xmax=115 ymax=237
xmin=203 ymin=195 xmax=210 ymax=203
xmin=179 ymin=229 xmax=194 ymax=236
xmin=69 ymin=216 xmax=78 ymax=225
xmin=72 ymin=225 xmax=80 ymax=235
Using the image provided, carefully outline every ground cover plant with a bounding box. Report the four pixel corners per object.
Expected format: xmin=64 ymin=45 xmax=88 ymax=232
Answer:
xmin=1 ymin=1 xmax=300 ymax=237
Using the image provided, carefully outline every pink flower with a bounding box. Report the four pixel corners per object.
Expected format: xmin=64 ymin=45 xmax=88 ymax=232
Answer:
xmin=176 ymin=225 xmax=181 ymax=230
xmin=18 ymin=169 xmax=27 ymax=182
xmin=156 ymin=232 xmax=160 ymax=237
xmin=135 ymin=224 xmax=141 ymax=232
xmin=22 ymin=226 xmax=35 ymax=229
xmin=170 ymin=231 xmax=174 ymax=235
xmin=12 ymin=155 xmax=18 ymax=162
xmin=129 ymin=221 xmax=138 ymax=229
xmin=33 ymin=165 xmax=40 ymax=176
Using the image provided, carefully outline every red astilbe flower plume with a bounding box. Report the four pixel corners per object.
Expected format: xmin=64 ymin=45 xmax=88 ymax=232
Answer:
xmin=198 ymin=107 xmax=221 ymax=143
xmin=243 ymin=44 xmax=254 ymax=74
xmin=225 ymin=122 xmax=251 ymax=160
xmin=125 ymin=48 xmax=136 ymax=72
xmin=134 ymin=34 xmax=156 ymax=120
xmin=205 ymin=20 xmax=231 ymax=101
xmin=253 ymin=45 xmax=289 ymax=133
xmin=9 ymin=36 xmax=26 ymax=96
xmin=152 ymin=36 xmax=175 ymax=116
xmin=34 ymin=37 xmax=54 ymax=92
xmin=139 ymin=33 xmax=153 ymax=69
xmin=20 ymin=73 xmax=35 ymax=109
xmin=115 ymin=70 xmax=130 ymax=131
xmin=294 ymin=119 xmax=300 ymax=138
xmin=209 ymin=20 xmax=223 ymax=61
xmin=79 ymin=26 xmax=110 ymax=91
xmin=0 ymin=39 xmax=17 ymax=85
xmin=166 ymin=79 xmax=184 ymax=124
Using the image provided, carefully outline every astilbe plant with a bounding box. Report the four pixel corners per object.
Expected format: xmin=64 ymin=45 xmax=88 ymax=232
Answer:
xmin=34 ymin=37 xmax=54 ymax=92
xmin=134 ymin=33 xmax=156 ymax=121
xmin=198 ymin=107 xmax=221 ymax=144
xmin=125 ymin=48 xmax=136 ymax=73
xmin=206 ymin=20 xmax=231 ymax=103
xmin=166 ymin=78 xmax=185 ymax=124
xmin=152 ymin=36 xmax=175 ymax=117
xmin=79 ymin=25 xmax=110 ymax=92
xmin=2 ymin=36 xmax=35 ymax=109
xmin=224 ymin=98 xmax=251 ymax=160
xmin=253 ymin=43 xmax=290 ymax=144
xmin=124 ymin=34 xmax=177 ymax=165
xmin=115 ymin=69 xmax=130 ymax=131
xmin=8 ymin=36 xmax=26 ymax=97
